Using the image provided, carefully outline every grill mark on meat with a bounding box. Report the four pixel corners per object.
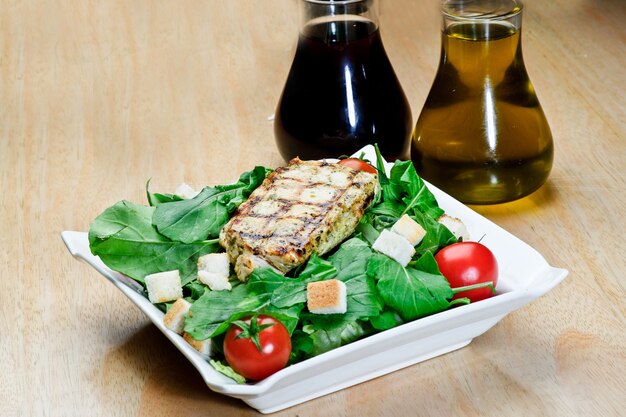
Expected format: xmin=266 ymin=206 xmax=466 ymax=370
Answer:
xmin=220 ymin=158 xmax=377 ymax=278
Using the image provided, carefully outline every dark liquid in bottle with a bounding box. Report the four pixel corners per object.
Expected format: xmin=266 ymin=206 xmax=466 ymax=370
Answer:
xmin=275 ymin=20 xmax=412 ymax=161
xmin=411 ymin=22 xmax=553 ymax=204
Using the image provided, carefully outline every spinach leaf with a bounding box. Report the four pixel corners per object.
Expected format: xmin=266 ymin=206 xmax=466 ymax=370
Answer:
xmin=387 ymin=160 xmax=444 ymax=220
xmin=367 ymin=253 xmax=454 ymax=321
xmin=369 ymin=309 xmax=404 ymax=331
xmin=152 ymin=166 xmax=271 ymax=243
xmin=307 ymin=321 xmax=374 ymax=357
xmin=289 ymin=329 xmax=315 ymax=363
xmin=184 ymin=284 xmax=271 ymax=340
xmin=88 ymin=200 xmax=220 ymax=284
xmin=247 ymin=255 xmax=337 ymax=309
xmin=184 ymin=280 xmax=208 ymax=300
xmin=303 ymin=240 xmax=383 ymax=331
xmin=185 ymin=255 xmax=333 ymax=340
xmin=306 ymin=238 xmax=383 ymax=330
xmin=410 ymin=210 xmax=457 ymax=257
xmin=412 ymin=250 xmax=442 ymax=274
xmin=264 ymin=304 xmax=304 ymax=335
xmin=145 ymin=179 xmax=183 ymax=206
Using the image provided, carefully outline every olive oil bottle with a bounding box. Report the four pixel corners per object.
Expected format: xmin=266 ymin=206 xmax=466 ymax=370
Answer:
xmin=412 ymin=1 xmax=553 ymax=204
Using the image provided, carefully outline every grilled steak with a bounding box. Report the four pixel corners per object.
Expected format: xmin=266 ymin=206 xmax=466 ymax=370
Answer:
xmin=219 ymin=158 xmax=377 ymax=281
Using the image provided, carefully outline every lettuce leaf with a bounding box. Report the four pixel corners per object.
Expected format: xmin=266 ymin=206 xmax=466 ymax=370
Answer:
xmin=152 ymin=166 xmax=271 ymax=243
xmin=88 ymin=200 xmax=220 ymax=283
xmin=367 ymin=253 xmax=454 ymax=321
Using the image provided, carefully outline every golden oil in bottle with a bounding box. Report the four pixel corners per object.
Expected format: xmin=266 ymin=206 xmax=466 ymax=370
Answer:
xmin=412 ymin=17 xmax=553 ymax=204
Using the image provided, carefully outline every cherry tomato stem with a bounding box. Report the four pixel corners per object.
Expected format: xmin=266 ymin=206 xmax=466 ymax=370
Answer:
xmin=451 ymin=281 xmax=496 ymax=295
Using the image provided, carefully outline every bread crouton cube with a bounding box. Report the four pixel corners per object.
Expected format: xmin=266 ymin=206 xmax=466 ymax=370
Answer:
xmin=183 ymin=332 xmax=212 ymax=356
xmin=307 ymin=279 xmax=347 ymax=315
xmin=391 ymin=214 xmax=426 ymax=246
xmin=144 ymin=270 xmax=183 ymax=303
xmin=372 ymin=229 xmax=416 ymax=267
xmin=198 ymin=253 xmax=230 ymax=276
xmin=175 ymin=182 xmax=200 ymax=199
xmin=198 ymin=270 xmax=232 ymax=291
xmin=438 ymin=214 xmax=470 ymax=242
xmin=197 ymin=253 xmax=231 ymax=290
xmin=163 ymin=298 xmax=192 ymax=334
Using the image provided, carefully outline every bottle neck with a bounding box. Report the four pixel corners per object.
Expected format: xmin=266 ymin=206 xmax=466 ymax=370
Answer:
xmin=442 ymin=0 xmax=523 ymax=37
xmin=299 ymin=0 xmax=379 ymax=40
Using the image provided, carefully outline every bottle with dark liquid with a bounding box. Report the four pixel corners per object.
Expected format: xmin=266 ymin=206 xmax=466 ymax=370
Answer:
xmin=274 ymin=0 xmax=412 ymax=161
xmin=412 ymin=0 xmax=553 ymax=204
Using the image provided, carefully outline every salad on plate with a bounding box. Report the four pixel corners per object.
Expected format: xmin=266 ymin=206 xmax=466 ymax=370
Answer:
xmin=87 ymin=145 xmax=497 ymax=383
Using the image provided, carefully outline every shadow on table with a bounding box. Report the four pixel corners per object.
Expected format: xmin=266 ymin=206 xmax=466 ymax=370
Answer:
xmin=105 ymin=324 xmax=256 ymax=417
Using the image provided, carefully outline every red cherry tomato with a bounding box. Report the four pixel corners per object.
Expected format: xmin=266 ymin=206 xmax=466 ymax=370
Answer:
xmin=223 ymin=315 xmax=291 ymax=381
xmin=434 ymin=242 xmax=498 ymax=303
xmin=338 ymin=158 xmax=377 ymax=174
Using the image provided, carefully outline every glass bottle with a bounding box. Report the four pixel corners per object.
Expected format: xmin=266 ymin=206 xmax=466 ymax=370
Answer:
xmin=275 ymin=0 xmax=412 ymax=161
xmin=411 ymin=0 xmax=553 ymax=204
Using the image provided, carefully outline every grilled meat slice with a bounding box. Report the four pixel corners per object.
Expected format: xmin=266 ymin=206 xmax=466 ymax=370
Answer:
xmin=219 ymin=158 xmax=377 ymax=281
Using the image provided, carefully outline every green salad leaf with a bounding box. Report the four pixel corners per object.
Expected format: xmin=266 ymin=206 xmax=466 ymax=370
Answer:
xmin=209 ymin=360 xmax=246 ymax=384
xmin=152 ymin=166 xmax=271 ymax=243
xmin=367 ymin=253 xmax=454 ymax=321
xmin=305 ymin=321 xmax=373 ymax=357
xmin=307 ymin=238 xmax=383 ymax=330
xmin=384 ymin=160 xmax=444 ymax=220
xmin=410 ymin=210 xmax=457 ymax=257
xmin=146 ymin=179 xmax=183 ymax=206
xmin=369 ymin=309 xmax=404 ymax=331
xmin=88 ymin=201 xmax=220 ymax=283
xmin=185 ymin=284 xmax=270 ymax=340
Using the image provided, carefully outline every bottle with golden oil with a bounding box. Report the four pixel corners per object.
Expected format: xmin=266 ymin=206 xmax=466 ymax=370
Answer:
xmin=411 ymin=0 xmax=553 ymax=204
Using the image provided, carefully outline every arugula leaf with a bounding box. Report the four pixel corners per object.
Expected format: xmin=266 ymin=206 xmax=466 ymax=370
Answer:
xmin=146 ymin=179 xmax=183 ymax=206
xmin=152 ymin=166 xmax=271 ymax=243
xmin=367 ymin=253 xmax=454 ymax=321
xmin=88 ymin=200 xmax=220 ymax=283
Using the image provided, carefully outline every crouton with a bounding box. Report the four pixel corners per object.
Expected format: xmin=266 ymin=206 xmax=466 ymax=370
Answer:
xmin=197 ymin=253 xmax=231 ymax=290
xmin=183 ymin=332 xmax=212 ymax=356
xmin=163 ymin=298 xmax=192 ymax=334
xmin=438 ymin=214 xmax=470 ymax=241
xmin=198 ymin=253 xmax=230 ymax=276
xmin=391 ymin=214 xmax=426 ymax=246
xmin=144 ymin=270 xmax=183 ymax=303
xmin=198 ymin=270 xmax=232 ymax=291
xmin=307 ymin=279 xmax=347 ymax=315
xmin=372 ymin=229 xmax=416 ymax=267
xmin=175 ymin=182 xmax=200 ymax=199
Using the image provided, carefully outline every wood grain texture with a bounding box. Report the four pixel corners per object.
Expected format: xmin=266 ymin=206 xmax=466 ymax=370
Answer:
xmin=1 ymin=0 xmax=624 ymax=416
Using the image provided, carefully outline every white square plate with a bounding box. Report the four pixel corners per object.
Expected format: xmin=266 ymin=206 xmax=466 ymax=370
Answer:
xmin=61 ymin=145 xmax=567 ymax=414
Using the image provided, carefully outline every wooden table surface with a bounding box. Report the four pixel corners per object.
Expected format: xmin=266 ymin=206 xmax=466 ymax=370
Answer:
xmin=2 ymin=0 xmax=625 ymax=416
